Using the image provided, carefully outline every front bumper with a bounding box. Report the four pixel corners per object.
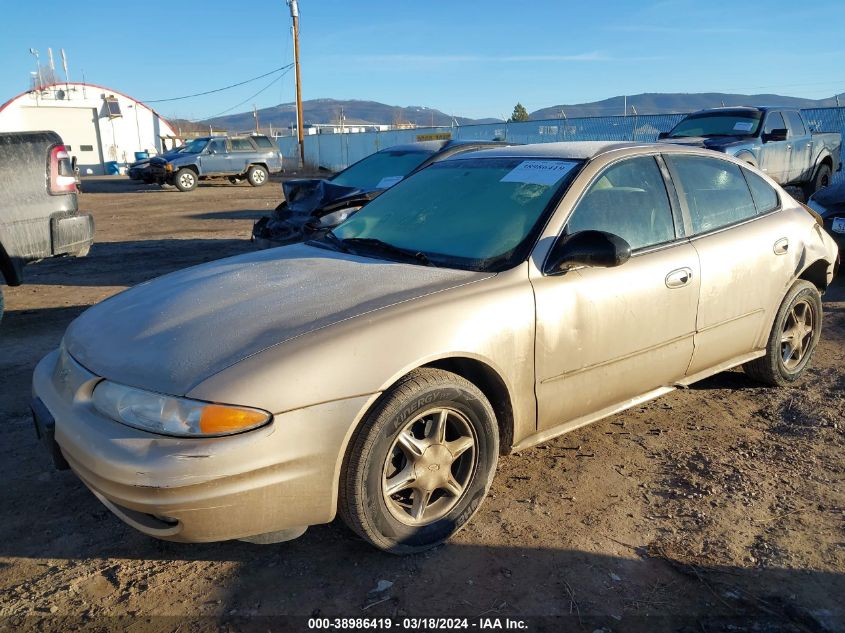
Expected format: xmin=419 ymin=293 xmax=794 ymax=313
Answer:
xmin=32 ymin=347 xmax=371 ymax=543
xmin=52 ymin=212 xmax=94 ymax=256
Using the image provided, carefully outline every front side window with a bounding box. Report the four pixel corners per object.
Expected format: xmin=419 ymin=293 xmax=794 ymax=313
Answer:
xmin=566 ymin=156 xmax=676 ymax=250
xmin=331 ymin=157 xmax=582 ymax=270
xmin=208 ymin=139 xmax=227 ymax=153
xmin=665 ymin=155 xmax=757 ymax=234
xmin=763 ymin=112 xmax=786 ymax=136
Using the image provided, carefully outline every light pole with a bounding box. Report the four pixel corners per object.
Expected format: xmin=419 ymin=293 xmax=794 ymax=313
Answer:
xmin=29 ymin=48 xmax=43 ymax=90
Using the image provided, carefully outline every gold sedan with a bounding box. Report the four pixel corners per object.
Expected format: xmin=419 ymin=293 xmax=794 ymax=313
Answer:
xmin=32 ymin=142 xmax=839 ymax=553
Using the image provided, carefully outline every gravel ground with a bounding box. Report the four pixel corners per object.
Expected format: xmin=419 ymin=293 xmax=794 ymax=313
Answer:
xmin=0 ymin=176 xmax=843 ymax=632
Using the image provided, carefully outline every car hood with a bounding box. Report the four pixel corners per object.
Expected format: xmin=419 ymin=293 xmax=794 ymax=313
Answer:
xmin=64 ymin=243 xmax=490 ymax=395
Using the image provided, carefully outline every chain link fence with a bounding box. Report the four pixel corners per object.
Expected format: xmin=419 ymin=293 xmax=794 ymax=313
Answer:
xmin=277 ymin=108 xmax=845 ymax=185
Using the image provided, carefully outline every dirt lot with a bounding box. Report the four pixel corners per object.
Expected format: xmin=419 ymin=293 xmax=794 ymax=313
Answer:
xmin=0 ymin=176 xmax=843 ymax=632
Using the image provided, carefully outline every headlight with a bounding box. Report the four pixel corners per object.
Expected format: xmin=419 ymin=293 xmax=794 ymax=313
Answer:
xmin=92 ymin=381 xmax=271 ymax=437
xmin=165 ymin=163 xmax=174 ymax=172
xmin=315 ymin=206 xmax=362 ymax=229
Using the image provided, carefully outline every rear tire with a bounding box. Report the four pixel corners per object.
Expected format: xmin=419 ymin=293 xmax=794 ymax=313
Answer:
xmin=247 ymin=165 xmax=268 ymax=187
xmin=743 ymin=280 xmax=822 ymax=386
xmin=803 ymin=163 xmax=832 ymax=199
xmin=173 ymin=168 xmax=198 ymax=192
xmin=339 ymin=368 xmax=498 ymax=554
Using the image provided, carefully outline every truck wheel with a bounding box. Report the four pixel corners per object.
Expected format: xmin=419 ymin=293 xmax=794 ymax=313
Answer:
xmin=247 ymin=165 xmax=268 ymax=187
xmin=174 ymin=169 xmax=198 ymax=192
xmin=339 ymin=368 xmax=499 ymax=554
xmin=743 ymin=280 xmax=822 ymax=386
xmin=803 ymin=163 xmax=832 ymax=199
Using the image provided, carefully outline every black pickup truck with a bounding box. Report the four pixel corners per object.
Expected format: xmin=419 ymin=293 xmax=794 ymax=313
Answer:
xmin=0 ymin=131 xmax=94 ymax=322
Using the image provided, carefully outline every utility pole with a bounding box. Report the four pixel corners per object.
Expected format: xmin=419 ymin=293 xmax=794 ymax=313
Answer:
xmin=288 ymin=0 xmax=305 ymax=167
xmin=253 ymin=104 xmax=259 ymax=132
xmin=623 ymin=95 xmax=627 ymax=117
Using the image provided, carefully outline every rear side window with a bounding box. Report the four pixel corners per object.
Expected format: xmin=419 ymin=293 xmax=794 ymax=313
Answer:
xmin=665 ymin=155 xmax=757 ymax=234
xmin=566 ymin=156 xmax=676 ymax=250
xmin=784 ymin=111 xmax=806 ymax=136
xmin=743 ymin=168 xmax=779 ymax=213
xmin=252 ymin=136 xmax=274 ymax=149
xmin=230 ymin=138 xmax=255 ymax=151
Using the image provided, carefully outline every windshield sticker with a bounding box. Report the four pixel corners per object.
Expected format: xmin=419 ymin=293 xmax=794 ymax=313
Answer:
xmin=733 ymin=121 xmax=754 ymax=132
xmin=376 ymin=175 xmax=404 ymax=189
xmin=500 ymin=160 xmax=577 ymax=186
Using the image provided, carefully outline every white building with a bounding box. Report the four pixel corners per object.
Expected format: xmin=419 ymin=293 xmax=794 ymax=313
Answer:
xmin=0 ymin=82 xmax=177 ymax=175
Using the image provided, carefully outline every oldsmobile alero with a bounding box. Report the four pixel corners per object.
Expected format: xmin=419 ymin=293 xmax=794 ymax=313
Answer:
xmin=31 ymin=141 xmax=839 ymax=553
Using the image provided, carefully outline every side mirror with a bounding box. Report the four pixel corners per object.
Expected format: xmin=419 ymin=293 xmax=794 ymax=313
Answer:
xmin=657 ymin=131 xmax=670 ymax=140
xmin=545 ymin=230 xmax=632 ymax=274
xmin=207 ymin=147 xmax=216 ymax=155
xmin=762 ymin=128 xmax=787 ymax=143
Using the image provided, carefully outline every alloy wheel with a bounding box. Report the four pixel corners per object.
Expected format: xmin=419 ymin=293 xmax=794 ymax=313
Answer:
xmin=781 ymin=299 xmax=815 ymax=370
xmin=381 ymin=407 xmax=477 ymax=526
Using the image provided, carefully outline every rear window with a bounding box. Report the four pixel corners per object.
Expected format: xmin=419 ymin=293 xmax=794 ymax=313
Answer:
xmin=665 ymin=155 xmax=757 ymax=234
xmin=230 ymin=138 xmax=255 ymax=151
xmin=669 ymin=111 xmax=762 ymax=138
xmin=252 ymin=136 xmax=274 ymax=149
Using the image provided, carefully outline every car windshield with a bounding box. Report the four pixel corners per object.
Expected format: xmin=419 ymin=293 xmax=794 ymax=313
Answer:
xmin=330 ymin=149 xmax=435 ymax=189
xmin=180 ymin=138 xmax=210 ymax=154
xmin=669 ymin=112 xmax=762 ymax=138
xmin=329 ymin=157 xmax=583 ymax=271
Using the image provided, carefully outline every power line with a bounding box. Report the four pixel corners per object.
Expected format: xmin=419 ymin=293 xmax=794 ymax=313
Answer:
xmin=198 ymin=67 xmax=294 ymax=121
xmin=144 ymin=64 xmax=293 ymax=103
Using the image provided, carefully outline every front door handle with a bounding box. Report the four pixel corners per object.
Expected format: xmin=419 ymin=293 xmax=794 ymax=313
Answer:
xmin=665 ymin=267 xmax=693 ymax=289
xmin=774 ymin=237 xmax=789 ymax=255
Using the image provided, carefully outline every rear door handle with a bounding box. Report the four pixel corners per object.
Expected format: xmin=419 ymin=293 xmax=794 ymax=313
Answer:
xmin=774 ymin=238 xmax=789 ymax=255
xmin=665 ymin=267 xmax=693 ymax=289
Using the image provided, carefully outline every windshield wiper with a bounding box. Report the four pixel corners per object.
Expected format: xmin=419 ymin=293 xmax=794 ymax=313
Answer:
xmin=316 ymin=229 xmax=352 ymax=253
xmin=341 ymin=237 xmax=433 ymax=266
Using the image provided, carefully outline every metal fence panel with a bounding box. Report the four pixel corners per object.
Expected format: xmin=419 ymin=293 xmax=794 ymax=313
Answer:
xmin=276 ymin=108 xmax=844 ymax=185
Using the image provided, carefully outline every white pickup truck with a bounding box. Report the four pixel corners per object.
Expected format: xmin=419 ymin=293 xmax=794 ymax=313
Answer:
xmin=660 ymin=106 xmax=841 ymax=197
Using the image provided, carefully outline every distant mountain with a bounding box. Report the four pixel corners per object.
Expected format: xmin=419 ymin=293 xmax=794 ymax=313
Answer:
xmin=199 ymin=98 xmax=497 ymax=131
xmin=530 ymin=92 xmax=845 ymax=119
xmin=183 ymin=92 xmax=845 ymax=133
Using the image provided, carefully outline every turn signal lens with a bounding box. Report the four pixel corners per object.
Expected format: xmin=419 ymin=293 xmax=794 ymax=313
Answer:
xmin=200 ymin=405 xmax=269 ymax=435
xmin=92 ymin=380 xmax=271 ymax=437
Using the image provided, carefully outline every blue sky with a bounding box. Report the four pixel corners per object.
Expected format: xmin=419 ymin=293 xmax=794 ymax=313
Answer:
xmin=1 ymin=0 xmax=844 ymax=120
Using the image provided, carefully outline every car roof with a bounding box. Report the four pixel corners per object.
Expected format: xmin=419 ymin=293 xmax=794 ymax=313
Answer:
xmin=376 ymin=139 xmax=512 ymax=155
xmin=443 ymin=141 xmax=642 ymax=162
xmin=688 ymin=106 xmax=796 ymax=115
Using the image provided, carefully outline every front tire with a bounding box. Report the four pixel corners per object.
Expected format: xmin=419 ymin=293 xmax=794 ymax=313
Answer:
xmin=743 ymin=280 xmax=823 ymax=386
xmin=173 ymin=168 xmax=198 ymax=192
xmin=246 ymin=165 xmax=268 ymax=187
xmin=339 ymin=368 xmax=499 ymax=554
